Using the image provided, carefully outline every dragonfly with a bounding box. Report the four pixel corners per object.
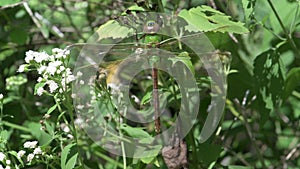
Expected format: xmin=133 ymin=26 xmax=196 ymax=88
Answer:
xmin=74 ymin=12 xmax=231 ymax=136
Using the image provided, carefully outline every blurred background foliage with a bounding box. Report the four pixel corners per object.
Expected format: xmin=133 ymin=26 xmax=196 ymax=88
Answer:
xmin=0 ymin=0 xmax=300 ymax=168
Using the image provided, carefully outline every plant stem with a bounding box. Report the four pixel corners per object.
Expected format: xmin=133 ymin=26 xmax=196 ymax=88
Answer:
xmin=239 ymin=108 xmax=266 ymax=168
xmin=267 ymin=0 xmax=300 ymax=58
xmin=2 ymin=121 xmax=31 ymax=132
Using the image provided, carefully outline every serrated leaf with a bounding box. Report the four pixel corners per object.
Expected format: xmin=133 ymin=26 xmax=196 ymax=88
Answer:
xmin=283 ymin=67 xmax=300 ymax=100
xmin=97 ymin=20 xmax=134 ymax=41
xmin=178 ymin=5 xmax=249 ymax=34
xmin=61 ymin=143 xmax=76 ymax=169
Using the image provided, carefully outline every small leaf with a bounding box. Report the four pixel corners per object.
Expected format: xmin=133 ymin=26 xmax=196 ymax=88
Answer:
xmin=120 ymin=124 xmax=151 ymax=139
xmin=46 ymin=104 xmax=57 ymax=115
xmin=168 ymin=52 xmax=195 ymax=75
xmin=178 ymin=5 xmax=249 ymax=34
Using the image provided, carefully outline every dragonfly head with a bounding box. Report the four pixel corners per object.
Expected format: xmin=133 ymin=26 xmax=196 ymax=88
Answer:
xmin=144 ymin=20 xmax=160 ymax=34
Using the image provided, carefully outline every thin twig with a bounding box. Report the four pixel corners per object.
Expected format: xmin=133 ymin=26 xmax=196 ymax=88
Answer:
xmin=234 ymin=98 xmax=267 ymax=168
xmin=23 ymin=2 xmax=47 ymax=39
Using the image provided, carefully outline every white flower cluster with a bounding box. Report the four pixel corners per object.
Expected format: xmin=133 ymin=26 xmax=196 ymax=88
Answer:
xmin=0 ymin=93 xmax=3 ymax=100
xmin=19 ymin=141 xmax=43 ymax=163
xmin=18 ymin=48 xmax=80 ymax=96
xmin=0 ymin=152 xmax=11 ymax=169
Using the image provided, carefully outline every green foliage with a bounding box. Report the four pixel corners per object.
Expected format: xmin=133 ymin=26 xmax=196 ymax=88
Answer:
xmin=0 ymin=0 xmax=300 ymax=169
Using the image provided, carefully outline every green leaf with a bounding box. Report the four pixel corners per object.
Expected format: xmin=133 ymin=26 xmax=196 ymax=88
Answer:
xmin=65 ymin=153 xmax=78 ymax=169
xmin=46 ymin=104 xmax=57 ymax=115
xmin=198 ymin=143 xmax=222 ymax=166
xmin=242 ymin=0 xmax=255 ymax=24
xmin=27 ymin=122 xmax=52 ymax=146
xmin=97 ymin=20 xmax=134 ymax=41
xmin=141 ymin=91 xmax=152 ymax=105
xmin=0 ymin=0 xmax=20 ymax=6
xmin=168 ymin=52 xmax=195 ymax=75
xmin=178 ymin=5 xmax=249 ymax=34
xmin=283 ymin=67 xmax=300 ymax=100
xmin=61 ymin=143 xmax=76 ymax=169
xmin=228 ymin=165 xmax=254 ymax=169
xmin=120 ymin=124 xmax=151 ymax=139
xmin=253 ymin=49 xmax=285 ymax=124
xmin=9 ymin=28 xmax=28 ymax=45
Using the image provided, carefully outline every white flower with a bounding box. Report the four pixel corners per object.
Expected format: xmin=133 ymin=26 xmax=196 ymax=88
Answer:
xmin=23 ymin=141 xmax=38 ymax=148
xmin=37 ymin=65 xmax=47 ymax=74
xmin=5 ymin=160 xmax=10 ymax=165
xmin=0 ymin=152 xmax=5 ymax=161
xmin=0 ymin=94 xmax=3 ymax=100
xmin=59 ymin=66 xmax=65 ymax=71
xmin=60 ymin=124 xmax=70 ymax=133
xmin=71 ymin=94 xmax=76 ymax=98
xmin=67 ymin=134 xmax=74 ymax=139
xmin=79 ymin=80 xmax=84 ymax=85
xmin=34 ymin=51 xmax=49 ymax=63
xmin=37 ymin=77 xmax=43 ymax=82
xmin=5 ymin=166 xmax=10 ymax=169
xmin=36 ymin=87 xmax=44 ymax=96
xmin=27 ymin=153 xmax=34 ymax=162
xmin=17 ymin=64 xmax=26 ymax=72
xmin=52 ymin=61 xmax=62 ymax=67
xmin=76 ymin=71 xmax=83 ymax=77
xmin=47 ymin=80 xmax=58 ymax=93
xmin=76 ymin=105 xmax=84 ymax=110
xmin=0 ymin=164 xmax=3 ymax=169
xmin=52 ymin=48 xmax=63 ymax=54
xmin=33 ymin=147 xmax=42 ymax=155
xmin=25 ymin=50 xmax=34 ymax=63
xmin=46 ymin=65 xmax=57 ymax=75
xmin=17 ymin=150 xmax=26 ymax=158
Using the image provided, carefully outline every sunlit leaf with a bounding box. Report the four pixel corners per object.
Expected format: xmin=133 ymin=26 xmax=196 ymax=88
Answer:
xmin=178 ymin=5 xmax=249 ymax=34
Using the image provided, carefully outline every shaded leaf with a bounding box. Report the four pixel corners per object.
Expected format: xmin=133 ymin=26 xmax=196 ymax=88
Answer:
xmin=120 ymin=124 xmax=151 ymax=139
xmin=253 ymin=49 xmax=285 ymax=124
xmin=283 ymin=67 xmax=300 ymax=100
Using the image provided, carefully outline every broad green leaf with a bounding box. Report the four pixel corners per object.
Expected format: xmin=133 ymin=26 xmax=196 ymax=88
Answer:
xmin=97 ymin=20 xmax=134 ymax=41
xmin=61 ymin=143 xmax=76 ymax=169
xmin=178 ymin=5 xmax=249 ymax=34
xmin=141 ymin=91 xmax=152 ymax=105
xmin=120 ymin=124 xmax=151 ymax=139
xmin=134 ymin=145 xmax=162 ymax=164
xmin=0 ymin=0 xmax=20 ymax=6
xmin=27 ymin=122 xmax=52 ymax=146
xmin=283 ymin=67 xmax=300 ymax=100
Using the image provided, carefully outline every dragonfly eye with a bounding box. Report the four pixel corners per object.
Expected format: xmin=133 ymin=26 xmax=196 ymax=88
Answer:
xmin=148 ymin=22 xmax=155 ymax=26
